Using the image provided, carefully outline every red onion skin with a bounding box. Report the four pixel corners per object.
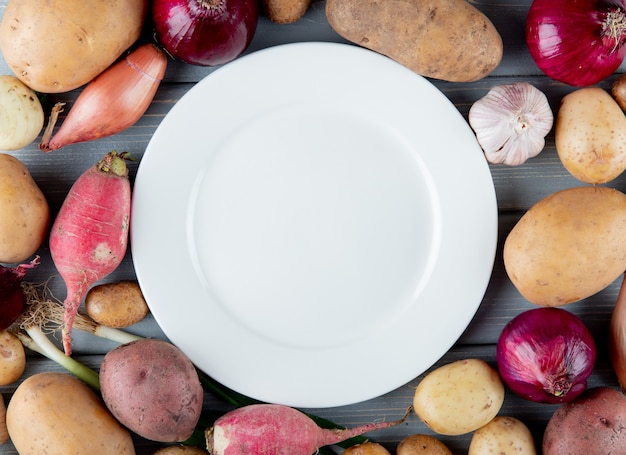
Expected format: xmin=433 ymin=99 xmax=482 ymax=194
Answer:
xmin=526 ymin=0 xmax=626 ymax=86
xmin=496 ymin=307 xmax=596 ymax=404
xmin=0 ymin=256 xmax=40 ymax=330
xmin=152 ymin=0 xmax=259 ymax=66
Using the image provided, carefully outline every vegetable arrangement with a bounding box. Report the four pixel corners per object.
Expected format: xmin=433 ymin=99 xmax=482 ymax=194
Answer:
xmin=2 ymin=0 xmax=626 ymax=454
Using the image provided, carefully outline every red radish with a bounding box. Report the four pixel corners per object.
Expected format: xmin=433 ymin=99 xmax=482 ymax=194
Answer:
xmin=49 ymin=151 xmax=131 ymax=355
xmin=205 ymin=403 xmax=410 ymax=455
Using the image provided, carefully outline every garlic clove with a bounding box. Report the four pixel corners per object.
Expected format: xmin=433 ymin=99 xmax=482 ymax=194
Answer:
xmin=469 ymin=82 xmax=553 ymax=166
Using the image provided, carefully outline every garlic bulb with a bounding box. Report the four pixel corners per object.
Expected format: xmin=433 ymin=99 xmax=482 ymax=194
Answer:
xmin=468 ymin=82 xmax=553 ymax=166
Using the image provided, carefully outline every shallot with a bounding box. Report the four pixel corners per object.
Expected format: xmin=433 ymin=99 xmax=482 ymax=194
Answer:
xmin=39 ymin=43 xmax=167 ymax=152
xmin=496 ymin=307 xmax=596 ymax=404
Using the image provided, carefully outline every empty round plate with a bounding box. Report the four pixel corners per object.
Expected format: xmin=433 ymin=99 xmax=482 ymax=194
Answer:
xmin=131 ymin=42 xmax=497 ymax=408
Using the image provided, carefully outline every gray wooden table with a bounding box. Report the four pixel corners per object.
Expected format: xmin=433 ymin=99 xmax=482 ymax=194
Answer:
xmin=0 ymin=1 xmax=623 ymax=454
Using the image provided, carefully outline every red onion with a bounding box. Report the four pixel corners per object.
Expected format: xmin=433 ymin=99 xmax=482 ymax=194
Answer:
xmin=526 ymin=0 xmax=626 ymax=86
xmin=0 ymin=256 xmax=40 ymax=330
xmin=152 ymin=0 xmax=259 ymax=66
xmin=496 ymin=307 xmax=596 ymax=404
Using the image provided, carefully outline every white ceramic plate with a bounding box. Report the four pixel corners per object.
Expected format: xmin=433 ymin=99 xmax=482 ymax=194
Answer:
xmin=131 ymin=42 xmax=497 ymax=408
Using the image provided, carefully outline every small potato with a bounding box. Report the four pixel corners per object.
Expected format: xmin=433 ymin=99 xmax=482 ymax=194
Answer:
xmin=556 ymin=87 xmax=626 ymax=184
xmin=0 ymin=75 xmax=44 ymax=150
xmin=342 ymin=442 xmax=391 ymax=455
xmin=153 ymin=446 xmax=208 ymax=455
xmin=503 ymin=186 xmax=626 ymax=306
xmin=0 ymin=154 xmax=49 ymax=263
xmin=0 ymin=330 xmax=25 ymax=386
xmin=397 ymin=434 xmax=453 ymax=455
xmin=469 ymin=416 xmax=536 ymax=455
xmin=100 ymin=338 xmax=203 ymax=443
xmin=261 ymin=0 xmax=311 ymax=23
xmin=7 ymin=372 xmax=135 ymax=454
xmin=326 ymin=0 xmax=502 ymax=82
xmin=543 ymin=387 xmax=626 ymax=455
xmin=413 ymin=358 xmax=504 ymax=435
xmin=85 ymin=281 xmax=149 ymax=328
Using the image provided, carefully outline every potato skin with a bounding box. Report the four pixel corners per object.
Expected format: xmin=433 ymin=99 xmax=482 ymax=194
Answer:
xmin=100 ymin=338 xmax=203 ymax=442
xmin=6 ymin=372 xmax=135 ymax=455
xmin=261 ymin=0 xmax=311 ymax=24
xmin=543 ymin=387 xmax=626 ymax=455
xmin=85 ymin=281 xmax=149 ymax=328
xmin=326 ymin=0 xmax=502 ymax=82
xmin=469 ymin=416 xmax=536 ymax=455
xmin=556 ymin=87 xmax=626 ymax=184
xmin=413 ymin=358 xmax=504 ymax=435
xmin=397 ymin=434 xmax=453 ymax=455
xmin=0 ymin=154 xmax=49 ymax=263
xmin=343 ymin=442 xmax=391 ymax=455
xmin=0 ymin=0 xmax=148 ymax=93
xmin=0 ymin=330 xmax=25 ymax=386
xmin=503 ymin=186 xmax=626 ymax=306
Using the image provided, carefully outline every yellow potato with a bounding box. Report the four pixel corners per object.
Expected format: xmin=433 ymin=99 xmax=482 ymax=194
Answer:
xmin=0 ymin=330 xmax=25 ymax=386
xmin=397 ymin=434 xmax=453 ymax=455
xmin=343 ymin=442 xmax=391 ymax=455
xmin=7 ymin=372 xmax=135 ymax=454
xmin=469 ymin=416 xmax=536 ymax=455
xmin=261 ymin=0 xmax=311 ymax=24
xmin=0 ymin=0 xmax=148 ymax=93
xmin=326 ymin=0 xmax=502 ymax=82
xmin=503 ymin=186 xmax=626 ymax=306
xmin=0 ymin=154 xmax=49 ymax=263
xmin=413 ymin=359 xmax=504 ymax=435
xmin=556 ymin=87 xmax=626 ymax=184
xmin=85 ymin=281 xmax=149 ymax=328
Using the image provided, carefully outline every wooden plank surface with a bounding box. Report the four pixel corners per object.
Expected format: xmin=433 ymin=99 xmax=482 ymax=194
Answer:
xmin=0 ymin=1 xmax=623 ymax=454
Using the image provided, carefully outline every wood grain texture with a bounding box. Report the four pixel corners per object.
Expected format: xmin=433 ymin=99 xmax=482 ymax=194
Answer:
xmin=0 ymin=1 xmax=623 ymax=454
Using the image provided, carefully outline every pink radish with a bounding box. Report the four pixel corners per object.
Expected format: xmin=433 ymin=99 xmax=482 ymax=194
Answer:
xmin=49 ymin=151 xmax=131 ymax=355
xmin=205 ymin=403 xmax=410 ymax=455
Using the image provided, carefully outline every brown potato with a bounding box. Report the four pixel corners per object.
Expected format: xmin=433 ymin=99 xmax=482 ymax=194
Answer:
xmin=326 ymin=0 xmax=502 ymax=82
xmin=397 ymin=434 xmax=453 ymax=455
xmin=7 ymin=372 xmax=135 ymax=454
xmin=85 ymin=281 xmax=149 ymax=328
xmin=556 ymin=87 xmax=626 ymax=184
xmin=543 ymin=387 xmax=626 ymax=455
xmin=342 ymin=442 xmax=391 ymax=455
xmin=503 ymin=186 xmax=626 ymax=306
xmin=0 ymin=330 xmax=25 ymax=386
xmin=261 ymin=0 xmax=311 ymax=24
xmin=0 ymin=0 xmax=148 ymax=93
xmin=413 ymin=359 xmax=504 ymax=435
xmin=469 ymin=416 xmax=536 ymax=455
xmin=0 ymin=154 xmax=49 ymax=263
